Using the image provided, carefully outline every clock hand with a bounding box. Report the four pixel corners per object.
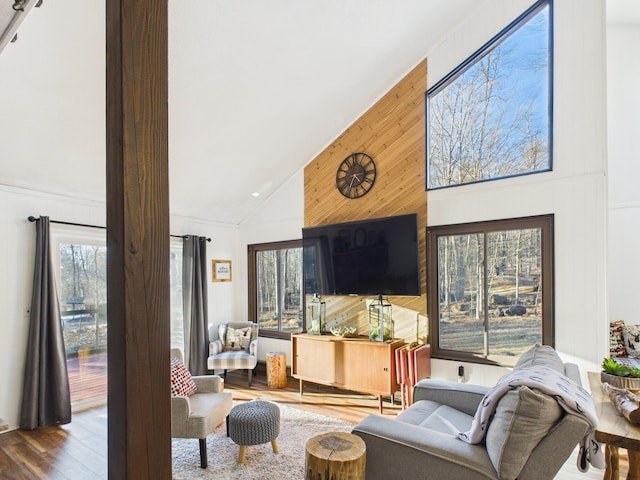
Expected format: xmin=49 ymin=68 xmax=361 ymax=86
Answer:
xmin=349 ymin=173 xmax=362 ymax=188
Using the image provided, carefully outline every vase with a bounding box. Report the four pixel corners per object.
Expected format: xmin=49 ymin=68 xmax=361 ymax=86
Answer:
xmin=601 ymin=371 xmax=640 ymax=392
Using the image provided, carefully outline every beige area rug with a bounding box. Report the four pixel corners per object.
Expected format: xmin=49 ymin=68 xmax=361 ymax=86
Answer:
xmin=171 ymin=402 xmax=354 ymax=479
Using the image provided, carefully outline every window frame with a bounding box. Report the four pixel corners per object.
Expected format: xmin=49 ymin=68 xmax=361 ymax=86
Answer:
xmin=426 ymin=0 xmax=553 ymax=191
xmin=248 ymin=239 xmax=303 ymax=340
xmin=426 ymin=215 xmax=554 ymax=366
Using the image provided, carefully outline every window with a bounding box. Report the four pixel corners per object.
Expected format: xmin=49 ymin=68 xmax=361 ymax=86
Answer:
xmin=52 ymin=226 xmax=186 ymax=408
xmin=427 ymin=215 xmax=553 ymax=366
xmin=426 ymin=0 xmax=551 ymax=189
xmin=52 ymin=226 xmax=108 ymax=409
xmin=248 ymin=240 xmax=303 ymax=339
xmin=169 ymin=241 xmax=184 ymax=351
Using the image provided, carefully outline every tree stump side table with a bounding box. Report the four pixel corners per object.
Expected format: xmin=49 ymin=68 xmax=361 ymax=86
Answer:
xmin=266 ymin=351 xmax=287 ymax=389
xmin=305 ymin=431 xmax=366 ymax=480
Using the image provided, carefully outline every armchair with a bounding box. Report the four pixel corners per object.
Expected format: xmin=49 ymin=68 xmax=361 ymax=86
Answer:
xmin=207 ymin=322 xmax=259 ymax=387
xmin=170 ymin=348 xmax=233 ymax=468
xmin=352 ymin=345 xmax=594 ymax=480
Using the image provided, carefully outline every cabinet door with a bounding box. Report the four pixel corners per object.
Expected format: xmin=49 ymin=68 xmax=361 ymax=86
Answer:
xmin=293 ymin=336 xmax=336 ymax=384
xmin=341 ymin=341 xmax=392 ymax=395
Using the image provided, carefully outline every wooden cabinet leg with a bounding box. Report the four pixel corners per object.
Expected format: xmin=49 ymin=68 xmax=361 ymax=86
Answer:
xmin=605 ymin=444 xmax=619 ymax=480
xmin=299 ymin=379 xmax=304 ymax=396
xmin=627 ymin=449 xmax=640 ymax=480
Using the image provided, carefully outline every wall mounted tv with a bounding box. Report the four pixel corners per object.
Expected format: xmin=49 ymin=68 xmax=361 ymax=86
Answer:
xmin=303 ymin=213 xmax=420 ymax=297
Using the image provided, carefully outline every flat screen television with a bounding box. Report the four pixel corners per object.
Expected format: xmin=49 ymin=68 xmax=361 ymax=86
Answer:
xmin=303 ymin=213 xmax=420 ymax=296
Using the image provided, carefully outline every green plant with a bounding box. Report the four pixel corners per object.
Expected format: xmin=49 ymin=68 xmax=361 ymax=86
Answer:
xmin=602 ymin=357 xmax=640 ymax=378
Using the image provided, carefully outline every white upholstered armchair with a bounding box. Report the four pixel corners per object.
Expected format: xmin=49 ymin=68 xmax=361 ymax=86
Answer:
xmin=170 ymin=348 xmax=233 ymax=468
xmin=207 ymin=322 xmax=259 ymax=387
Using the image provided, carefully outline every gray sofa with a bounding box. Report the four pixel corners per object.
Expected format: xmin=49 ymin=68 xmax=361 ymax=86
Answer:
xmin=352 ymin=345 xmax=592 ymax=480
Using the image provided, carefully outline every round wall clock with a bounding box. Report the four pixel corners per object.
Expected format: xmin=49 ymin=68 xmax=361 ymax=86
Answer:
xmin=336 ymin=152 xmax=376 ymax=199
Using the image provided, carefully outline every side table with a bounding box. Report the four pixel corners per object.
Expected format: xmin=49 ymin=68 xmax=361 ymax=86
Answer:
xmin=305 ymin=431 xmax=365 ymax=480
xmin=266 ymin=351 xmax=287 ymax=389
xmin=588 ymin=371 xmax=640 ymax=480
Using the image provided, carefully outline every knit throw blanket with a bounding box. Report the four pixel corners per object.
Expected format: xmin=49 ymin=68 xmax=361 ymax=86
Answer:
xmin=456 ymin=365 xmax=606 ymax=472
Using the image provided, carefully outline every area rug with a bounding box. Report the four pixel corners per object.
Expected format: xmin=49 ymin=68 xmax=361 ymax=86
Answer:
xmin=171 ymin=402 xmax=355 ymax=479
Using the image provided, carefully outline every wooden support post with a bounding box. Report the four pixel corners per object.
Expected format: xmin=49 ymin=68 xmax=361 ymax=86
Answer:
xmin=305 ymin=432 xmax=366 ymax=480
xmin=106 ymin=0 xmax=171 ymax=478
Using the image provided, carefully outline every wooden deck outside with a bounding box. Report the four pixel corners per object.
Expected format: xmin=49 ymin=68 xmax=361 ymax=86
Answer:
xmin=67 ymin=352 xmax=107 ymax=410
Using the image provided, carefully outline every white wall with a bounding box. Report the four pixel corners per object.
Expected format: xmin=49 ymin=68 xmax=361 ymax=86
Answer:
xmin=0 ymin=185 xmax=242 ymax=432
xmin=422 ymin=0 xmax=609 ymax=384
xmin=0 ymin=186 xmax=105 ymax=432
xmin=237 ymin=169 xmax=305 ymax=363
xmin=168 ymin=215 xmax=241 ymax=327
xmin=606 ymin=22 xmax=640 ymax=324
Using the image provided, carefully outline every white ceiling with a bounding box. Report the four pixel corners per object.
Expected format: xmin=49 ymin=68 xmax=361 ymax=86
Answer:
xmin=0 ymin=1 xmax=637 ymax=226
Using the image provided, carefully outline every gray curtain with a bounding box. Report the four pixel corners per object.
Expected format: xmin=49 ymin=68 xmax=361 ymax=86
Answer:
xmin=182 ymin=236 xmax=209 ymax=375
xmin=20 ymin=216 xmax=71 ymax=429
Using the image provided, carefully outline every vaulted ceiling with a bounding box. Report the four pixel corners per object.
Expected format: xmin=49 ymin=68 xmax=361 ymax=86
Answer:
xmin=0 ymin=0 xmax=638 ymax=225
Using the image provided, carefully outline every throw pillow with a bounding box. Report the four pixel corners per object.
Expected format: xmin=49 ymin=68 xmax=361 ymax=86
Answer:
xmin=610 ymin=320 xmax=626 ymax=357
xmin=170 ymin=356 xmax=197 ymax=397
xmin=485 ymin=386 xmax=563 ymax=480
xmin=225 ymin=326 xmax=251 ymax=351
xmin=622 ymin=324 xmax=640 ymax=358
xmin=514 ymin=344 xmax=564 ymax=373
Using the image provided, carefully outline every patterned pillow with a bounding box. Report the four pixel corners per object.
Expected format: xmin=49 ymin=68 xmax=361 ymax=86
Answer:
xmin=610 ymin=320 xmax=627 ymax=357
xmin=170 ymin=356 xmax=197 ymax=397
xmin=622 ymin=324 xmax=640 ymax=359
xmin=225 ymin=327 xmax=251 ymax=351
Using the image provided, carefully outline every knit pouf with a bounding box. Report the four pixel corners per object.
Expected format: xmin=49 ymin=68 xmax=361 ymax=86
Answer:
xmin=228 ymin=400 xmax=281 ymax=463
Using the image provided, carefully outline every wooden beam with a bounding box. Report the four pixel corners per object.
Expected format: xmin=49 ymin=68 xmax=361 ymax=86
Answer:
xmin=105 ymin=0 xmax=171 ymax=478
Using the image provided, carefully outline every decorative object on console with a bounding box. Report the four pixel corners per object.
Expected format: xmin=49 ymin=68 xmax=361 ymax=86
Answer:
xmin=623 ymin=323 xmax=640 ymax=358
xmin=330 ymin=325 xmax=357 ymax=338
xmin=368 ymin=294 xmax=393 ymax=342
xmin=335 ymin=152 xmax=376 ymax=199
xmin=601 ymin=382 xmax=640 ymax=424
xmin=306 ymin=293 xmax=326 ymax=335
xmin=610 ymin=320 xmax=626 ymax=357
xmin=601 ymin=356 xmax=640 ymax=391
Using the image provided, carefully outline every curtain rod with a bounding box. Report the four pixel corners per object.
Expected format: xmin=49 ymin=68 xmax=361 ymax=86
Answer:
xmin=27 ymin=216 xmax=211 ymax=242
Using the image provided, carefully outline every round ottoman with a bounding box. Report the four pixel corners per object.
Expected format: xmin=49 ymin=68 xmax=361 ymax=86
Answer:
xmin=228 ymin=400 xmax=280 ymax=463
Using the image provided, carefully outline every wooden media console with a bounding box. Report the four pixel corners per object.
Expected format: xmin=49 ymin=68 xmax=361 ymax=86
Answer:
xmin=291 ymin=334 xmax=404 ymax=413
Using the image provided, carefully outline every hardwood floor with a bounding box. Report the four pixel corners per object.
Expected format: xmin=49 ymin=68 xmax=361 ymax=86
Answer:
xmin=0 ymin=367 xmax=627 ymax=479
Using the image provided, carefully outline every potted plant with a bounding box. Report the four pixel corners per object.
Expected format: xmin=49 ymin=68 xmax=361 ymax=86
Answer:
xmin=602 ymin=357 xmax=640 ymax=391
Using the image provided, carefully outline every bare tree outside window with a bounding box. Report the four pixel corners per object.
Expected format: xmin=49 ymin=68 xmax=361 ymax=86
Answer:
xmin=427 ymin=215 xmax=553 ymax=366
xmin=60 ymin=244 xmax=108 ymax=357
xmin=250 ymin=240 xmax=304 ymax=338
xmin=427 ymin=0 xmax=551 ymax=189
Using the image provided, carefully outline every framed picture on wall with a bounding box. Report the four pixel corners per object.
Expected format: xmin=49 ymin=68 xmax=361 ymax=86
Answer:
xmin=212 ymin=259 xmax=232 ymax=282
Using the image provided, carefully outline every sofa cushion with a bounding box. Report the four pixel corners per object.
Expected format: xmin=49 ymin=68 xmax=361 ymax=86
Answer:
xmin=225 ymin=326 xmax=251 ymax=351
xmin=622 ymin=324 xmax=640 ymax=358
xmin=514 ymin=344 xmax=564 ymax=373
xmin=170 ymin=356 xmax=197 ymax=397
xmin=485 ymin=386 xmax=562 ymax=480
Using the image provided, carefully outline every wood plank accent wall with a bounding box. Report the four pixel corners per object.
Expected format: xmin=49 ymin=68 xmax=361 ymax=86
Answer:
xmin=304 ymin=60 xmax=428 ymax=342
